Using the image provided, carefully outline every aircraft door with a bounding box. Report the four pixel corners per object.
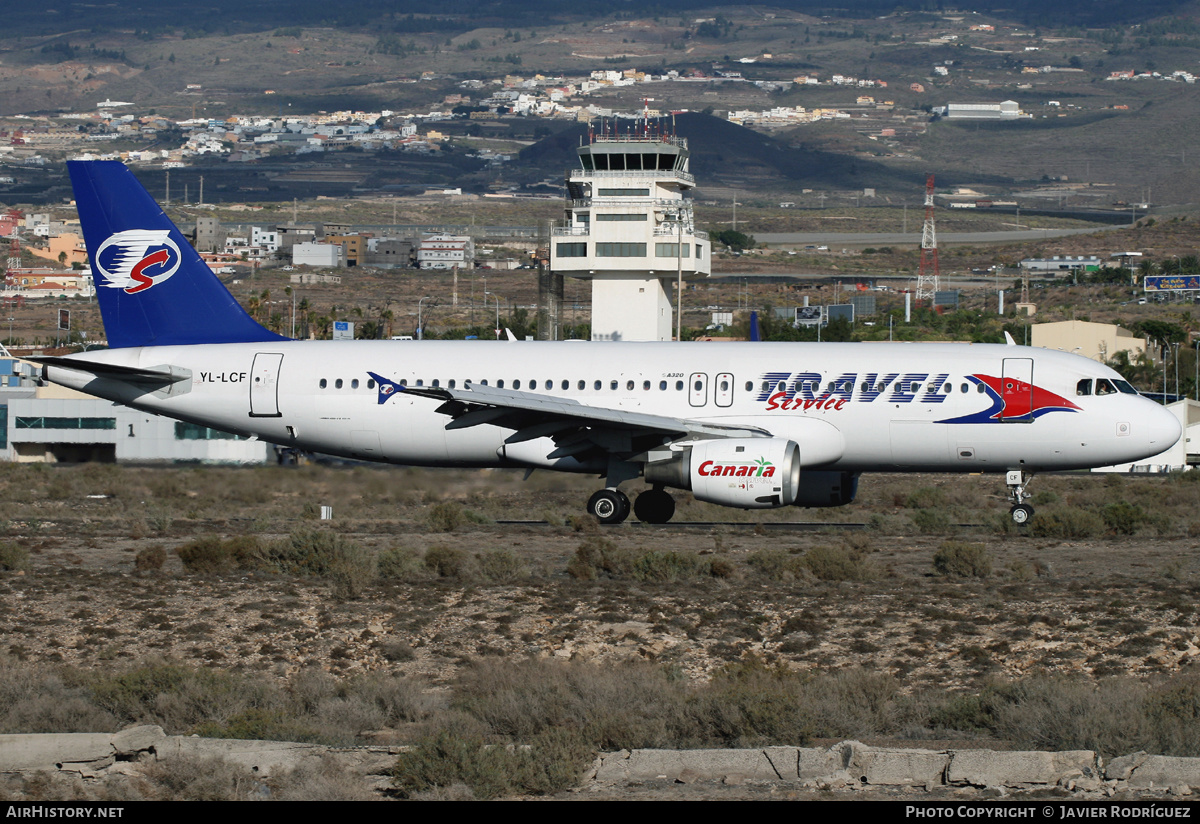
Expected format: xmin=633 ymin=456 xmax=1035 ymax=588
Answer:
xmin=249 ymin=352 xmax=284 ymax=417
xmin=1000 ymin=358 xmax=1034 ymax=422
xmin=688 ymin=373 xmax=708 ymax=407
xmin=715 ymin=372 xmax=734 ymax=408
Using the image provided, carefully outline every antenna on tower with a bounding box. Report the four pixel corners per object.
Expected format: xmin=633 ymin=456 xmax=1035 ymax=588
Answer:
xmin=915 ymin=173 xmax=939 ymax=305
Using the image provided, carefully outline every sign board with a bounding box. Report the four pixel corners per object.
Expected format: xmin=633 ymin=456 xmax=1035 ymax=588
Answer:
xmin=848 ymin=294 xmax=876 ymax=316
xmin=711 ymin=312 xmax=733 ymax=326
xmin=934 ymin=290 xmax=960 ymax=308
xmin=795 ymin=306 xmax=822 ymax=326
xmin=57 ymin=309 xmax=70 ymax=331
xmin=333 ymin=320 xmax=354 ymax=341
xmin=1145 ymin=276 xmax=1200 ymax=292
xmin=826 ymin=303 xmax=854 ymax=324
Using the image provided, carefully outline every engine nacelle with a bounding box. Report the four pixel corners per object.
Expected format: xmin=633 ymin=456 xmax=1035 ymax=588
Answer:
xmin=791 ymin=470 xmax=859 ymax=508
xmin=646 ymin=438 xmax=800 ymax=509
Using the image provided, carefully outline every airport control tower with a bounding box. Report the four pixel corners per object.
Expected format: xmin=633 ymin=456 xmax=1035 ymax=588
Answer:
xmin=549 ymin=123 xmax=710 ymax=341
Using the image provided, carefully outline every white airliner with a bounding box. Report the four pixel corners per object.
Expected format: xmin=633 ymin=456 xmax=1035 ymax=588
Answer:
xmin=40 ymin=161 xmax=1181 ymax=525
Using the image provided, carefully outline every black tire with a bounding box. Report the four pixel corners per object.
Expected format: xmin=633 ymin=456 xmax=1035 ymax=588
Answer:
xmin=633 ymin=489 xmax=676 ymax=524
xmin=1010 ymin=503 xmax=1034 ymax=525
xmin=588 ymin=489 xmax=630 ymax=524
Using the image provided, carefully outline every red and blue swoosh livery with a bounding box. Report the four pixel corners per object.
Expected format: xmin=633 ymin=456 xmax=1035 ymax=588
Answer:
xmin=937 ymin=374 xmax=1080 ymax=424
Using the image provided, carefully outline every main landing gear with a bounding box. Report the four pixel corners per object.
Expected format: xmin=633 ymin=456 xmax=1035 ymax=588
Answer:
xmin=586 ymin=487 xmax=677 ymax=525
xmin=1007 ymin=469 xmax=1035 ymax=525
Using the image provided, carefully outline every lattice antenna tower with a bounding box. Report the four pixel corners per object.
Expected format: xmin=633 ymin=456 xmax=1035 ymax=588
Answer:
xmin=916 ymin=173 xmax=939 ymax=303
xmin=5 ymin=237 xmax=20 ymax=278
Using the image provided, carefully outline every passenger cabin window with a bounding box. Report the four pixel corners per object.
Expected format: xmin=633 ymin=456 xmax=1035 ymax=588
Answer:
xmin=319 ymin=379 xmax=327 ymax=389
xmin=352 ymin=379 xmax=360 ymax=389
xmin=594 ymin=380 xmax=602 ymax=390
xmin=335 ymin=379 xmax=343 ymax=389
xmin=1076 ymin=379 xmax=1092 ymax=396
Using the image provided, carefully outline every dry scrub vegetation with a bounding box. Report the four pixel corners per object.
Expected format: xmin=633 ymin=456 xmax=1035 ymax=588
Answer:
xmin=2 ymin=462 xmax=1200 ymax=799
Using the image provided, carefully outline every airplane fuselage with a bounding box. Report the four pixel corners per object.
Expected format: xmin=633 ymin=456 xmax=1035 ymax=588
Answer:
xmin=47 ymin=339 xmax=1179 ymax=476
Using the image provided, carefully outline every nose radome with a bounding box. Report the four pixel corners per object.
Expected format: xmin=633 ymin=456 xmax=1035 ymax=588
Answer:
xmin=1146 ymin=403 xmax=1183 ymax=450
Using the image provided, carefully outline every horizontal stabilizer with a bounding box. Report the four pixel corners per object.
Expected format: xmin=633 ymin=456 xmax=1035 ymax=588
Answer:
xmin=33 ymin=356 xmax=190 ymax=386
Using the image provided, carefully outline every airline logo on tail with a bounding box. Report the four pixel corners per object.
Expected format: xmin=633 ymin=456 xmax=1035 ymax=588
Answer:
xmin=94 ymin=230 xmax=182 ymax=294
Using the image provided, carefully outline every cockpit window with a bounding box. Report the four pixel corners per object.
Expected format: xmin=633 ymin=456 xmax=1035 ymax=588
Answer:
xmin=1114 ymin=380 xmax=1138 ymax=395
xmin=1076 ymin=379 xmax=1092 ymax=396
xmin=1095 ymin=379 xmax=1117 ymax=396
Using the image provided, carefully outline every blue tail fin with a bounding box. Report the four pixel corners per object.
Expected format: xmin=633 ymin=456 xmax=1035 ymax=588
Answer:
xmin=68 ymin=160 xmax=287 ymax=348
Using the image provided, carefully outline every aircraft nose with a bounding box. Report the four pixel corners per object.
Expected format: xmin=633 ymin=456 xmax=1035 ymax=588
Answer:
xmin=1145 ymin=402 xmax=1182 ymax=451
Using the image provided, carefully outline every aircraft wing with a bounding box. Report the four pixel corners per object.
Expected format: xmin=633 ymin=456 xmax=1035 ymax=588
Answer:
xmin=380 ymin=378 xmax=771 ymax=462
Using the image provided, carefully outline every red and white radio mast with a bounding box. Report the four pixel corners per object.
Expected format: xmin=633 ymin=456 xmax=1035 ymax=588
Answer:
xmin=915 ymin=173 xmax=939 ymax=304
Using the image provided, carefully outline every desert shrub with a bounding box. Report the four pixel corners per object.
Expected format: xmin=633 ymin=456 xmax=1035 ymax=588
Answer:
xmin=377 ymin=546 xmax=427 ymax=581
xmin=1101 ymin=502 xmax=1146 ymax=535
xmin=270 ymin=753 xmax=375 ymax=801
xmin=746 ymin=548 xmax=804 ymax=581
xmin=425 ymin=545 xmax=470 ymax=578
xmin=932 ymin=541 xmax=992 ymax=578
xmin=911 ymin=508 xmax=952 ymax=535
xmin=1029 ymin=508 xmax=1105 ymax=539
xmin=565 ymin=536 xmax=639 ymax=580
xmin=801 ymin=545 xmax=875 ymax=582
xmin=427 ymin=502 xmax=464 ymax=532
xmin=905 ymin=487 xmax=945 ymax=509
xmin=141 ymin=752 xmax=262 ymax=801
xmin=631 ymin=550 xmax=707 ymax=583
xmin=176 ymin=535 xmax=266 ymax=574
xmin=88 ymin=659 xmax=285 ymax=734
xmin=476 ymin=548 xmax=527 ymax=583
xmin=391 ymin=720 xmax=592 ymax=799
xmin=0 ymin=541 xmax=30 ymax=573
xmin=176 ymin=537 xmax=233 ymax=573
xmin=977 ymin=675 xmax=1154 ymax=757
xmin=266 ymin=529 xmax=376 ymax=598
xmin=134 ymin=546 xmax=167 ymax=573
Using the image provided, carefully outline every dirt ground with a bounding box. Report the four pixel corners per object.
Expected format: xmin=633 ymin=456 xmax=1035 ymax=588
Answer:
xmin=1 ymin=464 xmax=1198 ymax=800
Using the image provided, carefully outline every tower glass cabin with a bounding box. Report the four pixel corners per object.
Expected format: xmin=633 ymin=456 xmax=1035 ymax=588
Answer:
xmin=549 ymin=132 xmax=710 ymax=341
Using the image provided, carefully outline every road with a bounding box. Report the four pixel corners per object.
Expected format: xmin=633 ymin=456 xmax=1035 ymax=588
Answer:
xmin=752 ymin=227 xmax=1111 ymax=247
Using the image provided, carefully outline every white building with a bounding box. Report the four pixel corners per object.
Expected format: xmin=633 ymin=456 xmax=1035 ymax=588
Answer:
xmin=252 ymin=227 xmax=280 ymax=254
xmin=548 ymin=133 xmax=711 ymax=341
xmin=936 ymin=101 xmax=1028 ymax=119
xmin=417 ymin=234 xmax=474 ymax=270
xmin=293 ymin=242 xmax=344 ymax=268
xmin=4 ymin=394 xmax=270 ymax=464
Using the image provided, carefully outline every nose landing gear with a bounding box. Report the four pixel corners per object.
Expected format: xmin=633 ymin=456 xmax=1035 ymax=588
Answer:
xmin=1007 ymin=469 xmax=1035 ymax=525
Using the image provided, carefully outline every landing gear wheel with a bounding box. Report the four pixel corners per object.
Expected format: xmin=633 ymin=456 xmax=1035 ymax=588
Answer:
xmin=633 ymin=489 xmax=676 ymax=524
xmin=588 ymin=489 xmax=630 ymax=524
xmin=1010 ymin=504 xmax=1034 ymax=526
